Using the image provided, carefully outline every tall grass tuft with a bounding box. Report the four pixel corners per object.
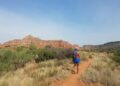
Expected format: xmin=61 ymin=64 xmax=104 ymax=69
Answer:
xmin=81 ymin=53 xmax=120 ymax=86
xmin=0 ymin=59 xmax=71 ymax=86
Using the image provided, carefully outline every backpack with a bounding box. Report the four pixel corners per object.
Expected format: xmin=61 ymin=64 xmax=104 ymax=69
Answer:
xmin=73 ymin=51 xmax=80 ymax=58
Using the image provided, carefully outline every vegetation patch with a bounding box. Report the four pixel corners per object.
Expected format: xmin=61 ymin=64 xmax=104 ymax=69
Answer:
xmin=0 ymin=46 xmax=73 ymax=75
xmin=0 ymin=59 xmax=71 ymax=86
xmin=81 ymin=53 xmax=120 ymax=86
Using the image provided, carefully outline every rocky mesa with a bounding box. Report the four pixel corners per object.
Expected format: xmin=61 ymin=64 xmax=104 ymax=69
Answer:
xmin=0 ymin=35 xmax=79 ymax=49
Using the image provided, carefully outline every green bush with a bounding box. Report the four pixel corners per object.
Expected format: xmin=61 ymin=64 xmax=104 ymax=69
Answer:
xmin=112 ymin=49 xmax=120 ymax=64
xmin=0 ymin=47 xmax=33 ymax=73
xmin=34 ymin=47 xmax=73 ymax=62
xmin=0 ymin=46 xmax=73 ymax=73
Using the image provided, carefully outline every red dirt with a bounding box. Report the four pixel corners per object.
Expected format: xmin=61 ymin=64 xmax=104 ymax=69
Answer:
xmin=51 ymin=59 xmax=101 ymax=86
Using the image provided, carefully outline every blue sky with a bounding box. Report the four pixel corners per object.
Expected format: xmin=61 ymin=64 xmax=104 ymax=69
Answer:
xmin=0 ymin=0 xmax=120 ymax=45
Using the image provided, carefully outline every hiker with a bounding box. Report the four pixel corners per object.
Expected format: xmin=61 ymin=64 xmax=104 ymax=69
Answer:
xmin=72 ymin=48 xmax=80 ymax=74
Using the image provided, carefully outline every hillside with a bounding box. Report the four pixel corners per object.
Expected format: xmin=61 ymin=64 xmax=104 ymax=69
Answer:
xmin=83 ymin=41 xmax=120 ymax=51
xmin=0 ymin=35 xmax=79 ymax=49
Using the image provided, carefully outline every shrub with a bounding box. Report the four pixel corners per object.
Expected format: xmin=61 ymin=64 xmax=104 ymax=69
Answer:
xmin=0 ymin=48 xmax=33 ymax=73
xmin=81 ymin=53 xmax=120 ymax=86
xmin=34 ymin=47 xmax=73 ymax=62
xmin=0 ymin=46 xmax=73 ymax=73
xmin=0 ymin=59 xmax=71 ymax=86
xmin=112 ymin=49 xmax=120 ymax=64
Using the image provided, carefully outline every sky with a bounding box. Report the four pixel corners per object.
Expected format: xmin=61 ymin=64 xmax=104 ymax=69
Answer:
xmin=0 ymin=0 xmax=120 ymax=46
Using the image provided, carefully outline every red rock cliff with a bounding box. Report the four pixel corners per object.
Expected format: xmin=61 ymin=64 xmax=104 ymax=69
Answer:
xmin=1 ymin=35 xmax=78 ymax=49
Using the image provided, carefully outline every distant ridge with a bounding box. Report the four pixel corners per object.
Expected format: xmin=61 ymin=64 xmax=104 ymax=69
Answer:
xmin=0 ymin=35 xmax=80 ymax=49
xmin=83 ymin=41 xmax=120 ymax=50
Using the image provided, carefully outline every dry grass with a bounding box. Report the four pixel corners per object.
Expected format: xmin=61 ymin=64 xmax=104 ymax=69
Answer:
xmin=0 ymin=59 xmax=72 ymax=86
xmin=79 ymin=51 xmax=95 ymax=61
xmin=81 ymin=52 xmax=120 ymax=86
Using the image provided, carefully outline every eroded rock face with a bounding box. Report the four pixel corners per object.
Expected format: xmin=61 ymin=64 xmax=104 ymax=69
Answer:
xmin=1 ymin=35 xmax=79 ymax=49
xmin=4 ymin=39 xmax=21 ymax=47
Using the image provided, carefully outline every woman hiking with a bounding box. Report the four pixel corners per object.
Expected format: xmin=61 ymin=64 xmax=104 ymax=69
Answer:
xmin=72 ymin=48 xmax=80 ymax=74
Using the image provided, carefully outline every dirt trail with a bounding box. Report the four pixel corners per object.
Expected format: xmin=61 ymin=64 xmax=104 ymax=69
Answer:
xmin=51 ymin=59 xmax=97 ymax=86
